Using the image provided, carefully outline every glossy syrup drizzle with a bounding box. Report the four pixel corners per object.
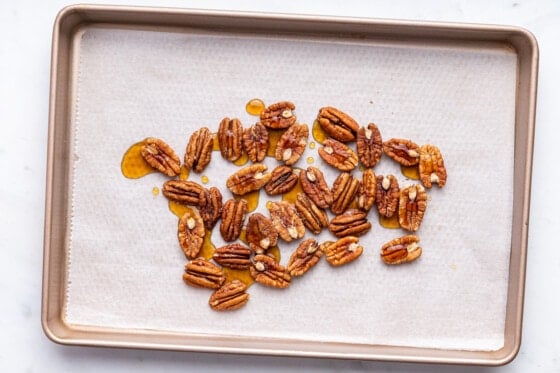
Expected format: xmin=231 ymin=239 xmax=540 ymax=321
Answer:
xmin=199 ymin=230 xmax=216 ymax=260
xmin=379 ymin=214 xmax=400 ymax=229
xmin=266 ymin=129 xmax=287 ymax=157
xmin=245 ymin=98 xmax=266 ymax=116
xmin=311 ymin=120 xmax=328 ymax=144
xmin=121 ymin=140 xmax=154 ymax=179
xmin=400 ymin=165 xmax=420 ymax=180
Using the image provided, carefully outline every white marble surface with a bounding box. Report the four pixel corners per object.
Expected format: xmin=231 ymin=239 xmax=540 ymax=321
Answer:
xmin=1 ymin=0 xmax=558 ymax=371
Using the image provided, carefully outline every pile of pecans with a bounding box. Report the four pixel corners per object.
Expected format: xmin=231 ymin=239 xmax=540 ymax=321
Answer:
xmin=136 ymin=101 xmax=447 ymax=311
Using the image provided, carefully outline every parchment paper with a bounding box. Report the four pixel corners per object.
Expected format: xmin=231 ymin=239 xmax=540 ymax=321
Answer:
xmin=66 ymin=26 xmax=517 ymax=351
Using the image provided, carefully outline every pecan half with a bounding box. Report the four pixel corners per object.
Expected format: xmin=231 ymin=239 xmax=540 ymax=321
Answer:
xmin=419 ymin=144 xmax=447 ymax=188
xmin=318 ymin=138 xmax=358 ymax=171
xmin=184 ymin=127 xmax=213 ymax=173
xmin=162 ymin=180 xmax=205 ymax=206
xmin=383 ymin=138 xmax=420 ymax=166
xmin=199 ymin=187 xmax=222 ymax=230
xmin=328 ymin=209 xmax=371 ymax=238
xmin=398 ymin=184 xmax=427 ymax=232
xmin=356 ymin=123 xmax=383 ymax=168
xmin=299 ymin=166 xmax=333 ymax=209
xmin=220 ymin=199 xmax=247 ymax=242
xmin=375 ymin=174 xmax=400 ymax=218
xmin=317 ymin=107 xmax=359 ymax=142
xmin=330 ymin=172 xmax=360 ymax=214
xmin=274 ymin=123 xmax=309 ymax=165
xmin=294 ymin=192 xmax=328 ymax=234
xmin=183 ymin=258 xmax=225 ymax=289
xmin=381 ymin=235 xmax=422 ymax=265
xmin=218 ymin=117 xmax=243 ymax=161
xmin=141 ymin=137 xmax=181 ymax=177
xmin=246 ymin=212 xmax=278 ymax=253
xmin=260 ymin=101 xmax=296 ymax=129
xmin=357 ymin=169 xmax=376 ymax=212
xmin=250 ymin=254 xmax=291 ymax=288
xmin=213 ymin=243 xmax=252 ymax=270
xmin=268 ymin=201 xmax=305 ymax=242
xmin=324 ymin=236 xmax=363 ymax=266
xmin=287 ymin=238 xmax=322 ymax=277
xmin=243 ymin=122 xmax=269 ymax=162
xmin=264 ymin=165 xmax=298 ymax=195
xmin=226 ymin=163 xmax=271 ymax=195
xmin=177 ymin=209 xmax=205 ymax=259
xmin=209 ymin=280 xmax=250 ymax=311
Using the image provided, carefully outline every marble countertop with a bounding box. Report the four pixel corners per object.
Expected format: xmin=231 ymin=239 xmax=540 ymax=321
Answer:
xmin=1 ymin=0 xmax=558 ymax=371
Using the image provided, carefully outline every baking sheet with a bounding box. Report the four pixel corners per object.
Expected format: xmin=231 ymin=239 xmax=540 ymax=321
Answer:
xmin=65 ymin=25 xmax=517 ymax=352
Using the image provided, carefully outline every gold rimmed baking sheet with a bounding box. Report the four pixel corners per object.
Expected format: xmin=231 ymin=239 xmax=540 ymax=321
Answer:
xmin=43 ymin=4 xmax=537 ymax=365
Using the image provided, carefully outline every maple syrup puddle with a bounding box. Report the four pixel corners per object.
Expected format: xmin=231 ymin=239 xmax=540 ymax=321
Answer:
xmin=168 ymin=200 xmax=192 ymax=218
xmin=245 ymin=98 xmax=266 ymax=116
xmin=379 ymin=214 xmax=400 ymax=229
xmin=311 ymin=120 xmax=328 ymax=144
xmin=238 ymin=228 xmax=247 ymax=244
xmin=233 ymin=152 xmax=249 ymax=166
xmin=401 ymin=165 xmax=420 ymax=180
xmin=121 ymin=140 xmax=154 ymax=179
xmin=199 ymin=230 xmax=216 ymax=260
xmin=223 ymin=267 xmax=254 ymax=286
xmin=266 ymin=129 xmax=287 ymax=157
xmin=234 ymin=190 xmax=260 ymax=212
xmin=179 ymin=165 xmax=190 ymax=180
xmin=212 ymin=133 xmax=220 ymax=151
xmin=281 ymin=178 xmax=303 ymax=204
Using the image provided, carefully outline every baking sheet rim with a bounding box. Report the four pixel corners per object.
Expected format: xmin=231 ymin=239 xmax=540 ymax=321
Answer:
xmin=42 ymin=4 xmax=538 ymax=366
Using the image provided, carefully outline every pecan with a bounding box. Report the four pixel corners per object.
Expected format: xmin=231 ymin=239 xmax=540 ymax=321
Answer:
xmin=357 ymin=169 xmax=376 ymax=212
xmin=199 ymin=187 xmax=222 ymax=230
xmin=264 ymin=165 xmax=298 ymax=195
xmin=260 ymin=101 xmax=296 ymax=129
xmin=328 ymin=209 xmax=371 ymax=238
xmin=274 ymin=123 xmax=309 ymax=165
xmin=246 ymin=213 xmax=278 ymax=253
xmin=318 ymin=138 xmax=358 ymax=171
xmin=330 ymin=172 xmax=360 ymax=214
xmin=220 ymin=199 xmax=247 ymax=242
xmin=419 ymin=144 xmax=447 ymax=188
xmin=299 ymin=166 xmax=332 ymax=209
xmin=287 ymin=238 xmax=322 ymax=277
xmin=324 ymin=236 xmax=363 ymax=266
xmin=141 ymin=137 xmax=181 ymax=177
xmin=209 ymin=280 xmax=250 ymax=311
xmin=226 ymin=163 xmax=271 ymax=195
xmin=162 ymin=180 xmax=205 ymax=206
xmin=398 ymin=184 xmax=427 ymax=232
xmin=381 ymin=235 xmax=422 ymax=265
xmin=383 ymin=138 xmax=420 ymax=166
xmin=243 ymin=122 xmax=269 ymax=162
xmin=184 ymin=127 xmax=213 ymax=173
xmin=183 ymin=258 xmax=225 ymax=289
xmin=212 ymin=243 xmax=252 ymax=270
xmin=250 ymin=254 xmax=291 ymax=288
xmin=177 ymin=209 xmax=205 ymax=259
xmin=218 ymin=117 xmax=243 ymax=161
xmin=294 ymin=192 xmax=328 ymax=235
xmin=356 ymin=123 xmax=383 ymax=168
xmin=375 ymin=174 xmax=399 ymax=218
xmin=268 ymin=201 xmax=305 ymax=242
xmin=317 ymin=107 xmax=359 ymax=142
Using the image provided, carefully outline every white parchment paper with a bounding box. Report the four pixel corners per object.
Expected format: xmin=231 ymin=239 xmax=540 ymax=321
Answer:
xmin=66 ymin=26 xmax=517 ymax=351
